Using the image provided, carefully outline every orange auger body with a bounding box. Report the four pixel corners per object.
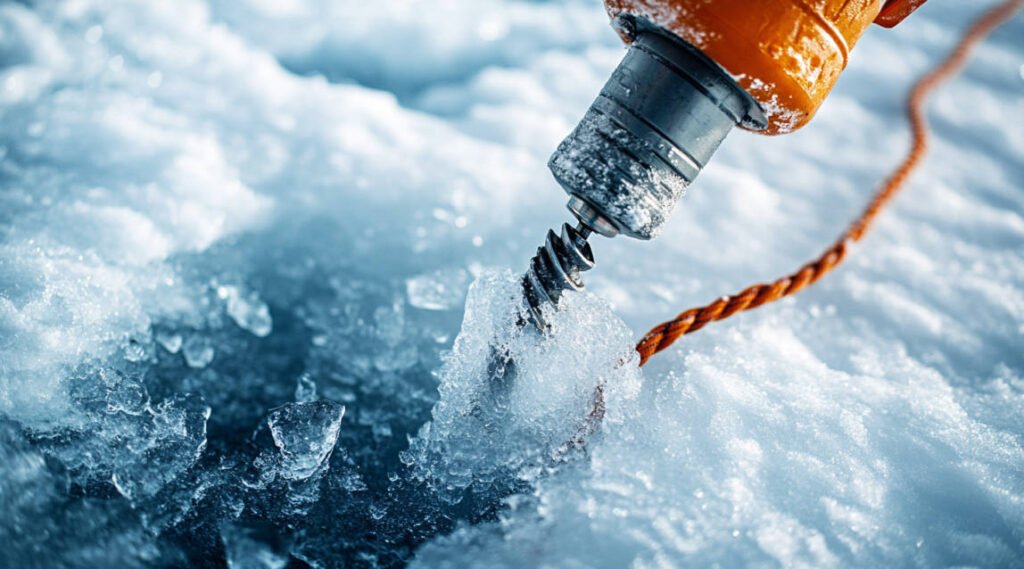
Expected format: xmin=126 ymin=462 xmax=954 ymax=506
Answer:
xmin=632 ymin=0 xmax=1023 ymax=366
xmin=604 ymin=0 xmax=927 ymax=134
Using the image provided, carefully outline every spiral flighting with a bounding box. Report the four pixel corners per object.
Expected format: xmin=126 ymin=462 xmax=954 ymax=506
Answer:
xmin=522 ymin=222 xmax=596 ymax=328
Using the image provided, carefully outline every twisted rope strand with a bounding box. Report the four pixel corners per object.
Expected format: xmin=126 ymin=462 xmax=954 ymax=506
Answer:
xmin=635 ymin=0 xmax=1023 ymax=366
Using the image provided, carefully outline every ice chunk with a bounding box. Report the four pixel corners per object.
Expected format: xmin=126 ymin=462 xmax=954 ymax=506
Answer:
xmin=221 ymin=522 xmax=289 ymax=569
xmin=182 ymin=335 xmax=216 ymax=368
xmin=405 ymin=267 xmax=471 ymax=311
xmin=220 ymin=285 xmax=274 ymax=337
xmin=156 ymin=331 xmax=183 ymax=354
xmin=404 ymin=269 xmax=641 ymax=502
xmin=294 ymin=373 xmax=318 ymax=403
xmin=46 ymin=368 xmax=211 ymax=503
xmin=266 ymin=400 xmax=345 ymax=481
xmin=240 ymin=400 xmax=349 ymax=521
xmin=110 ymin=394 xmax=211 ymax=501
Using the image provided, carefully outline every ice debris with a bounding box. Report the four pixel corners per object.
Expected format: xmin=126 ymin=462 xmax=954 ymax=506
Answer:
xmin=221 ymin=522 xmax=290 ymax=569
xmin=220 ymin=285 xmax=274 ymax=337
xmin=182 ymin=335 xmax=216 ymax=368
xmin=294 ymin=373 xmax=318 ymax=403
xmin=266 ymin=400 xmax=345 ymax=481
xmin=405 ymin=267 xmax=471 ymax=311
xmin=404 ymin=269 xmax=641 ymax=503
xmin=50 ymin=368 xmax=211 ymax=503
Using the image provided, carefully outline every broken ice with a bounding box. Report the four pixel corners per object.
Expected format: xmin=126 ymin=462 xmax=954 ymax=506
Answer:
xmin=404 ymin=270 xmax=641 ymax=503
xmin=220 ymin=285 xmax=274 ymax=337
xmin=266 ymin=401 xmax=345 ymax=481
xmin=156 ymin=331 xmax=183 ymax=354
xmin=182 ymin=335 xmax=216 ymax=368
xmin=294 ymin=373 xmax=318 ymax=403
xmin=405 ymin=268 xmax=471 ymax=311
xmin=221 ymin=522 xmax=289 ymax=569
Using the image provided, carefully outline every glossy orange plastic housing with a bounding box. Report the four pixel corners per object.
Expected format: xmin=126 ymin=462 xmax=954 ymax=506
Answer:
xmin=605 ymin=0 xmax=923 ymax=134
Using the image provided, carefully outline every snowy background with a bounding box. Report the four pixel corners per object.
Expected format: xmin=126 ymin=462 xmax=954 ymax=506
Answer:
xmin=1 ymin=0 xmax=1022 ymax=567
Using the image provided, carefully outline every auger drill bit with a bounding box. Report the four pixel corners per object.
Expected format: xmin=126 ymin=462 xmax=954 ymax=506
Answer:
xmin=488 ymin=16 xmax=765 ymax=445
xmin=521 ymin=221 xmax=595 ymax=329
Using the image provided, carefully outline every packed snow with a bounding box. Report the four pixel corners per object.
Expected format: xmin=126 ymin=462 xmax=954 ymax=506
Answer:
xmin=0 ymin=0 xmax=1022 ymax=567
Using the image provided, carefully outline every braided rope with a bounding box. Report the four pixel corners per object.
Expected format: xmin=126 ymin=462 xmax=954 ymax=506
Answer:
xmin=635 ymin=0 xmax=1023 ymax=366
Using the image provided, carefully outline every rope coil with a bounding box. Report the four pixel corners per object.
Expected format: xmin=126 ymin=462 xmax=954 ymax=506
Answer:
xmin=635 ymin=0 xmax=1023 ymax=366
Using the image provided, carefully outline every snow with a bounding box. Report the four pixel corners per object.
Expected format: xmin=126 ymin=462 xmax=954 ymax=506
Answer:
xmin=0 ymin=0 xmax=1022 ymax=567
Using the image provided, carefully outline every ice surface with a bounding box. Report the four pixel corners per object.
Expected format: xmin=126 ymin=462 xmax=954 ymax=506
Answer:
xmin=1 ymin=0 xmax=1023 ymax=567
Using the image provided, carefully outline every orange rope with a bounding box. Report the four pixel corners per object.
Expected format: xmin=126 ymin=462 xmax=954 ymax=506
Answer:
xmin=635 ymin=0 xmax=1023 ymax=366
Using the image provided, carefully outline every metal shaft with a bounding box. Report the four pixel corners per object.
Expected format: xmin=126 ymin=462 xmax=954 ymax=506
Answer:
xmin=520 ymin=17 xmax=765 ymax=328
xmin=549 ymin=16 xmax=766 ymax=241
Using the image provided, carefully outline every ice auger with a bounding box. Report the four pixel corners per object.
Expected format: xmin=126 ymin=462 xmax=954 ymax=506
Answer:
xmin=522 ymin=0 xmax=929 ymax=329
